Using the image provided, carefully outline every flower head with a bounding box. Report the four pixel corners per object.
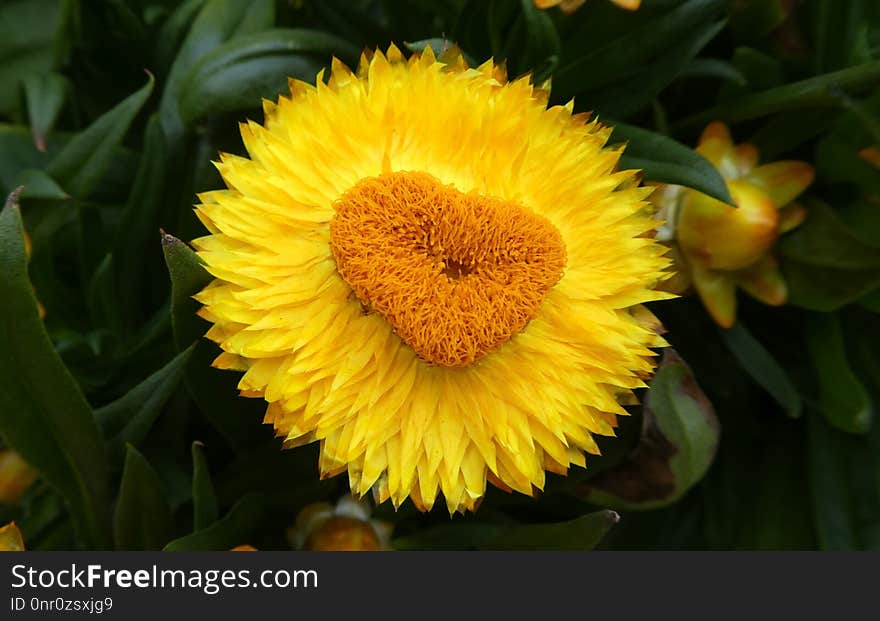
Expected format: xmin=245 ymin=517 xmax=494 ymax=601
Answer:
xmin=660 ymin=122 xmax=813 ymax=328
xmin=193 ymin=46 xmax=670 ymax=513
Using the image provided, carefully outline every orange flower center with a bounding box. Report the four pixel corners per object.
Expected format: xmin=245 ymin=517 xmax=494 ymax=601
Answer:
xmin=329 ymin=171 xmax=567 ymax=367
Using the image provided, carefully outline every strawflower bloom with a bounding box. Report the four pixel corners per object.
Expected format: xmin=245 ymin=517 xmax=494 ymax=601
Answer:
xmin=193 ymin=46 xmax=670 ymax=513
xmin=657 ymin=122 xmax=813 ymax=328
xmin=534 ymin=0 xmax=641 ymax=13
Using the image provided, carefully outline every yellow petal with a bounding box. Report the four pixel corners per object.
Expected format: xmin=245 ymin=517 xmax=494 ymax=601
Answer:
xmin=691 ymin=264 xmax=737 ymax=328
xmin=696 ymin=121 xmax=735 ymax=174
xmin=731 ymin=143 xmax=759 ymax=177
xmin=744 ymin=160 xmax=815 ymax=208
xmin=858 ymin=146 xmax=880 ymax=169
xmin=559 ymin=0 xmax=588 ymax=12
xmin=0 ymin=522 xmax=25 ymax=551
xmin=778 ymin=202 xmax=808 ymax=233
xmin=734 ymin=255 xmax=787 ymax=306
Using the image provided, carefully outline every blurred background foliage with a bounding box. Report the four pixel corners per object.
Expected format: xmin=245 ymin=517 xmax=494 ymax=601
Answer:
xmin=0 ymin=0 xmax=878 ymax=550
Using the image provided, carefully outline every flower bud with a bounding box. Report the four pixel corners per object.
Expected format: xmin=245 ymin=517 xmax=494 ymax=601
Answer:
xmin=289 ymin=495 xmax=392 ymax=551
xmin=0 ymin=450 xmax=38 ymax=504
xmin=656 ymin=121 xmax=814 ymax=327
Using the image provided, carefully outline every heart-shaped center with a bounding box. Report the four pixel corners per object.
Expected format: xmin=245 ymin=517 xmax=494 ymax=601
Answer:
xmin=329 ymin=171 xmax=566 ymax=367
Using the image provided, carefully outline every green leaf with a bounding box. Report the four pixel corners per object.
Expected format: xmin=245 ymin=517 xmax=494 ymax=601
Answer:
xmin=779 ymin=200 xmax=880 ymax=311
xmin=113 ymin=445 xmax=173 ymax=550
xmin=680 ymin=58 xmax=747 ymax=86
xmin=587 ymin=20 xmax=726 ymax=119
xmin=861 ymin=288 xmax=880 ymax=313
xmin=552 ymin=0 xmax=726 ymax=109
xmin=15 ymin=168 xmax=68 ymax=200
xmin=720 ymin=322 xmax=802 ymax=418
xmin=0 ymin=190 xmax=110 ymax=549
xmin=17 ymin=486 xmax=66 ymax=548
xmin=214 ymin=442 xmax=329 ymax=506
xmin=814 ymin=92 xmax=880 ymax=195
xmin=720 ymin=47 xmax=785 ymax=99
xmin=0 ymin=0 xmax=66 ymax=115
xmin=191 ymin=441 xmax=218 ymax=531
xmin=22 ymin=72 xmax=66 ymax=151
xmin=392 ymin=523 xmax=504 ymax=551
xmin=164 ymin=492 xmax=284 ymax=550
xmin=0 ymin=125 xmax=53 ymax=195
xmin=783 ymin=262 xmax=880 ymax=312
xmin=805 ymin=313 xmax=872 ymax=434
xmin=307 ymin=0 xmax=388 ymax=54
xmin=675 ymin=60 xmax=880 ymax=131
xmin=112 ymin=114 xmax=170 ymax=333
xmin=95 ymin=345 xmax=195 ymax=463
xmin=749 ymin=108 xmax=836 ymax=161
xmin=154 ymin=0 xmax=209 ymax=77
xmin=807 ymin=411 xmax=880 ymax=550
xmin=518 ymin=0 xmax=561 ymax=83
xmin=46 ymin=73 xmax=154 ymax=199
xmin=811 ymin=0 xmax=871 ymax=73
xmin=0 ymin=124 xmax=139 ymax=201
xmin=159 ymin=0 xmax=275 ymax=134
xmin=161 ymin=233 xmax=212 ymax=350
xmin=779 ymin=201 xmax=880 ymax=269
xmin=162 ymin=233 xmax=268 ymax=451
xmin=729 ymin=0 xmax=786 ymax=42
xmin=579 ymin=350 xmax=720 ymax=510
xmin=85 ymin=254 xmax=121 ymax=337
xmin=613 ymin=121 xmax=733 ymax=205
xmin=178 ymin=29 xmax=359 ymax=124
xmin=479 ymin=511 xmax=619 ymax=551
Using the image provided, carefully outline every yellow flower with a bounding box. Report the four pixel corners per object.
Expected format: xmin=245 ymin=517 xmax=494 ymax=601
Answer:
xmin=0 ymin=522 xmax=25 ymax=551
xmin=0 ymin=450 xmax=38 ymax=503
xmin=666 ymin=122 xmax=813 ymax=328
xmin=534 ymin=0 xmax=641 ymax=13
xmin=193 ymin=46 xmax=670 ymax=513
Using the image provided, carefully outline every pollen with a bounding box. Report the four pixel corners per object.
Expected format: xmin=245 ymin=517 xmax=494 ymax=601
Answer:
xmin=329 ymin=171 xmax=567 ymax=367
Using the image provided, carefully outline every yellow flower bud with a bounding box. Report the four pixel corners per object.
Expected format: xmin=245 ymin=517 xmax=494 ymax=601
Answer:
xmin=304 ymin=517 xmax=383 ymax=551
xmin=289 ymin=495 xmax=392 ymax=551
xmin=661 ymin=121 xmax=814 ymax=327
xmin=0 ymin=450 xmax=38 ymax=504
